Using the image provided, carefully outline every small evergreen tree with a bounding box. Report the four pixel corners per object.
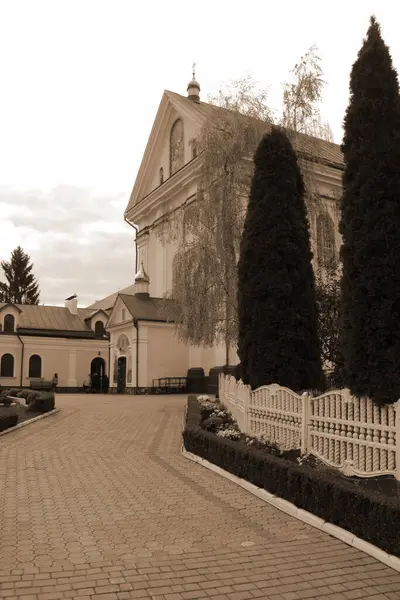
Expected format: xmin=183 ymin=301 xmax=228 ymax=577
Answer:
xmin=237 ymin=127 xmax=324 ymax=391
xmin=0 ymin=247 xmax=40 ymax=305
xmin=340 ymin=16 xmax=400 ymax=404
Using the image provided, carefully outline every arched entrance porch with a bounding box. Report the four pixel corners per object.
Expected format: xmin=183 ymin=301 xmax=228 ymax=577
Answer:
xmin=90 ymin=357 xmax=106 ymax=393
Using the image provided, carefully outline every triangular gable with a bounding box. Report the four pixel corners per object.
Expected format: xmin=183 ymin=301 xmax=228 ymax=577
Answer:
xmin=84 ymin=308 xmax=109 ymax=322
xmin=125 ymin=90 xmax=206 ymax=217
xmin=0 ymin=302 xmax=22 ymax=314
xmin=105 ymin=295 xmax=133 ymax=329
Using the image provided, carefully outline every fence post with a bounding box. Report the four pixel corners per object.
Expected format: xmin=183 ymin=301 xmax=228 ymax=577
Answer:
xmin=243 ymin=385 xmax=250 ymax=434
xmin=395 ymin=400 xmax=400 ymax=481
xmin=301 ymin=392 xmax=311 ymax=455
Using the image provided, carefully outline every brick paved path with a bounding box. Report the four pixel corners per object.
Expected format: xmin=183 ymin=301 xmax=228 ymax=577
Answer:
xmin=0 ymin=394 xmax=399 ymax=600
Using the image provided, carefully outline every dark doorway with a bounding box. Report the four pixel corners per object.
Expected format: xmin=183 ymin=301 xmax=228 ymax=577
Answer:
xmin=91 ymin=357 xmax=106 ymax=393
xmin=117 ymin=356 xmax=127 ymax=394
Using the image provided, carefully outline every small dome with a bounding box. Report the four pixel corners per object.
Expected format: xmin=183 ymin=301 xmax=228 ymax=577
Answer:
xmin=187 ymin=78 xmax=200 ymax=91
xmin=134 ymin=261 xmax=149 ymax=283
xmin=187 ymin=63 xmax=200 ymax=101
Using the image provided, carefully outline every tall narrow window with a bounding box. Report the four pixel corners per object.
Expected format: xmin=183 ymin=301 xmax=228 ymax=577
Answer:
xmin=170 ymin=119 xmax=184 ymax=175
xmin=4 ymin=314 xmax=15 ymax=333
xmin=0 ymin=353 xmax=14 ymax=377
xmin=94 ymin=320 xmax=104 ymax=337
xmin=29 ymin=355 xmax=42 ymax=378
xmin=159 ymin=167 xmax=164 ymax=185
xmin=316 ymin=213 xmax=336 ymax=266
xmin=190 ymin=137 xmax=198 ymax=159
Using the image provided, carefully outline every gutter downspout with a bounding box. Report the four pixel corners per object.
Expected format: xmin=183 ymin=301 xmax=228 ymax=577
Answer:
xmin=133 ymin=319 xmax=139 ymax=388
xmin=124 ymin=216 xmax=138 ymax=392
xmin=108 ymin=335 xmax=111 ymax=380
xmin=17 ymin=333 xmax=24 ymax=388
xmin=124 ymin=215 xmax=139 ymax=275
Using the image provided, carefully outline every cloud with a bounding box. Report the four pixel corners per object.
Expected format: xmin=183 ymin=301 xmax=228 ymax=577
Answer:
xmin=0 ymin=186 xmax=135 ymax=306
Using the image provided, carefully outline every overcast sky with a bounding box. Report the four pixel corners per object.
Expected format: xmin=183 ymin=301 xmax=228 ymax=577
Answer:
xmin=0 ymin=0 xmax=399 ymax=306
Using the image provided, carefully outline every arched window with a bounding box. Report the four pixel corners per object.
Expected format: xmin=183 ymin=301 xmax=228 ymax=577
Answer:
xmin=29 ymin=354 xmax=42 ymax=378
xmin=117 ymin=334 xmax=129 ymax=354
xmin=94 ymin=320 xmax=105 ymax=338
xmin=0 ymin=353 xmax=14 ymax=377
xmin=170 ymin=119 xmax=184 ymax=176
xmin=159 ymin=167 xmax=164 ymax=185
xmin=4 ymin=314 xmax=15 ymax=333
xmin=316 ymin=213 xmax=336 ymax=266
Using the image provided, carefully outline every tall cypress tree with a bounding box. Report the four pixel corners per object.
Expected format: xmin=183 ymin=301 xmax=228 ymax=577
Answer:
xmin=340 ymin=16 xmax=400 ymax=404
xmin=0 ymin=246 xmax=40 ymax=305
xmin=237 ymin=127 xmax=324 ymax=391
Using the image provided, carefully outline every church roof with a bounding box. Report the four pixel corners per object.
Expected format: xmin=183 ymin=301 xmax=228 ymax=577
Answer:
xmin=119 ymin=294 xmax=173 ymax=322
xmin=164 ymin=90 xmax=343 ymax=168
xmin=86 ymin=284 xmax=136 ymax=312
xmin=0 ymin=303 xmax=95 ymax=333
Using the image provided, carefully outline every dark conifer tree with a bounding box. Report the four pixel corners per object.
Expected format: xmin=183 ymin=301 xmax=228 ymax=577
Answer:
xmin=0 ymin=246 xmax=40 ymax=305
xmin=340 ymin=16 xmax=400 ymax=404
xmin=237 ymin=127 xmax=324 ymax=391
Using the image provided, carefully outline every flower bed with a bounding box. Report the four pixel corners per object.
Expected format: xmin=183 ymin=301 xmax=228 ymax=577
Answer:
xmin=183 ymin=395 xmax=400 ymax=558
xmin=0 ymin=388 xmax=56 ymax=432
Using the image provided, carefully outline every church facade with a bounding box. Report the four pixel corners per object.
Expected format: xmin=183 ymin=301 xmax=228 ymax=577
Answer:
xmin=120 ymin=75 xmax=344 ymax=388
xmin=0 ymin=76 xmax=344 ymax=394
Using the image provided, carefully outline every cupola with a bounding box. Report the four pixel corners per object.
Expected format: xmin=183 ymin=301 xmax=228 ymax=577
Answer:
xmin=187 ymin=62 xmax=200 ymax=102
xmin=134 ymin=262 xmax=150 ymax=299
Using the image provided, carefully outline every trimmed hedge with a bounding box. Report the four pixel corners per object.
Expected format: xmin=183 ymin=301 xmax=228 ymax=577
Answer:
xmin=183 ymin=397 xmax=400 ymax=557
xmin=26 ymin=391 xmax=55 ymax=413
xmin=0 ymin=413 xmax=18 ymax=432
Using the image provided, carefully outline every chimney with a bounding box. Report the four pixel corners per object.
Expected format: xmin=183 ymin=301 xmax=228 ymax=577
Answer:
xmin=134 ymin=262 xmax=150 ymax=299
xmin=65 ymin=294 xmax=78 ymax=314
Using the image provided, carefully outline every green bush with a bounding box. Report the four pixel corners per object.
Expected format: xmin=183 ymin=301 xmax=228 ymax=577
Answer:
xmin=183 ymin=397 xmax=400 ymax=557
xmin=26 ymin=391 xmax=40 ymax=405
xmin=202 ymin=415 xmax=224 ymax=432
xmin=0 ymin=413 xmax=18 ymax=431
xmin=27 ymin=391 xmax=55 ymax=413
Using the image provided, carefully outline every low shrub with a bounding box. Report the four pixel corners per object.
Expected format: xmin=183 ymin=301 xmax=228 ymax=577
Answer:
xmin=0 ymin=413 xmax=18 ymax=432
xmin=27 ymin=391 xmax=55 ymax=413
xmin=0 ymin=390 xmax=13 ymax=406
xmin=202 ymin=415 xmax=225 ymax=432
xmin=0 ymin=397 xmax=13 ymax=407
xmin=183 ymin=397 xmax=400 ymax=558
xmin=27 ymin=391 xmax=40 ymax=405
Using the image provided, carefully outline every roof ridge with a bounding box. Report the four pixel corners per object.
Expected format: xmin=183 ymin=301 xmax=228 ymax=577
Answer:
xmin=165 ymin=89 xmax=342 ymax=157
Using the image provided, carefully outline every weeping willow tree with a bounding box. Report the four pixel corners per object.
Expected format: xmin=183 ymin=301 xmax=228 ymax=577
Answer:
xmin=281 ymin=44 xmax=334 ymax=207
xmin=159 ymin=78 xmax=271 ymax=363
xmin=158 ymin=48 xmax=334 ymax=364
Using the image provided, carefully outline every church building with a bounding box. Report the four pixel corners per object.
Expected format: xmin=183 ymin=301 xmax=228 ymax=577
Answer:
xmin=0 ymin=73 xmax=344 ymax=394
xmin=0 ymin=295 xmax=109 ymax=391
xmin=113 ymin=72 xmax=344 ymax=392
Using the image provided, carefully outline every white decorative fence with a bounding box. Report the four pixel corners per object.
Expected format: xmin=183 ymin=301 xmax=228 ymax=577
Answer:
xmin=219 ymin=374 xmax=400 ymax=480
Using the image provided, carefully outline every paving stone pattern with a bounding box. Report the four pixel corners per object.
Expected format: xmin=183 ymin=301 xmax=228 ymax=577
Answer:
xmin=0 ymin=393 xmax=399 ymax=600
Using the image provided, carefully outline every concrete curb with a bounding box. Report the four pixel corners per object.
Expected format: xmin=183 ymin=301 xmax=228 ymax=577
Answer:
xmin=0 ymin=408 xmax=61 ymax=437
xmin=181 ymin=446 xmax=400 ymax=573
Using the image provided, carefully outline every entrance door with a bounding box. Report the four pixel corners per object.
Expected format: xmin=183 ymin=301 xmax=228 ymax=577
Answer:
xmin=117 ymin=357 xmax=127 ymax=394
xmin=91 ymin=357 xmax=106 ymax=393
